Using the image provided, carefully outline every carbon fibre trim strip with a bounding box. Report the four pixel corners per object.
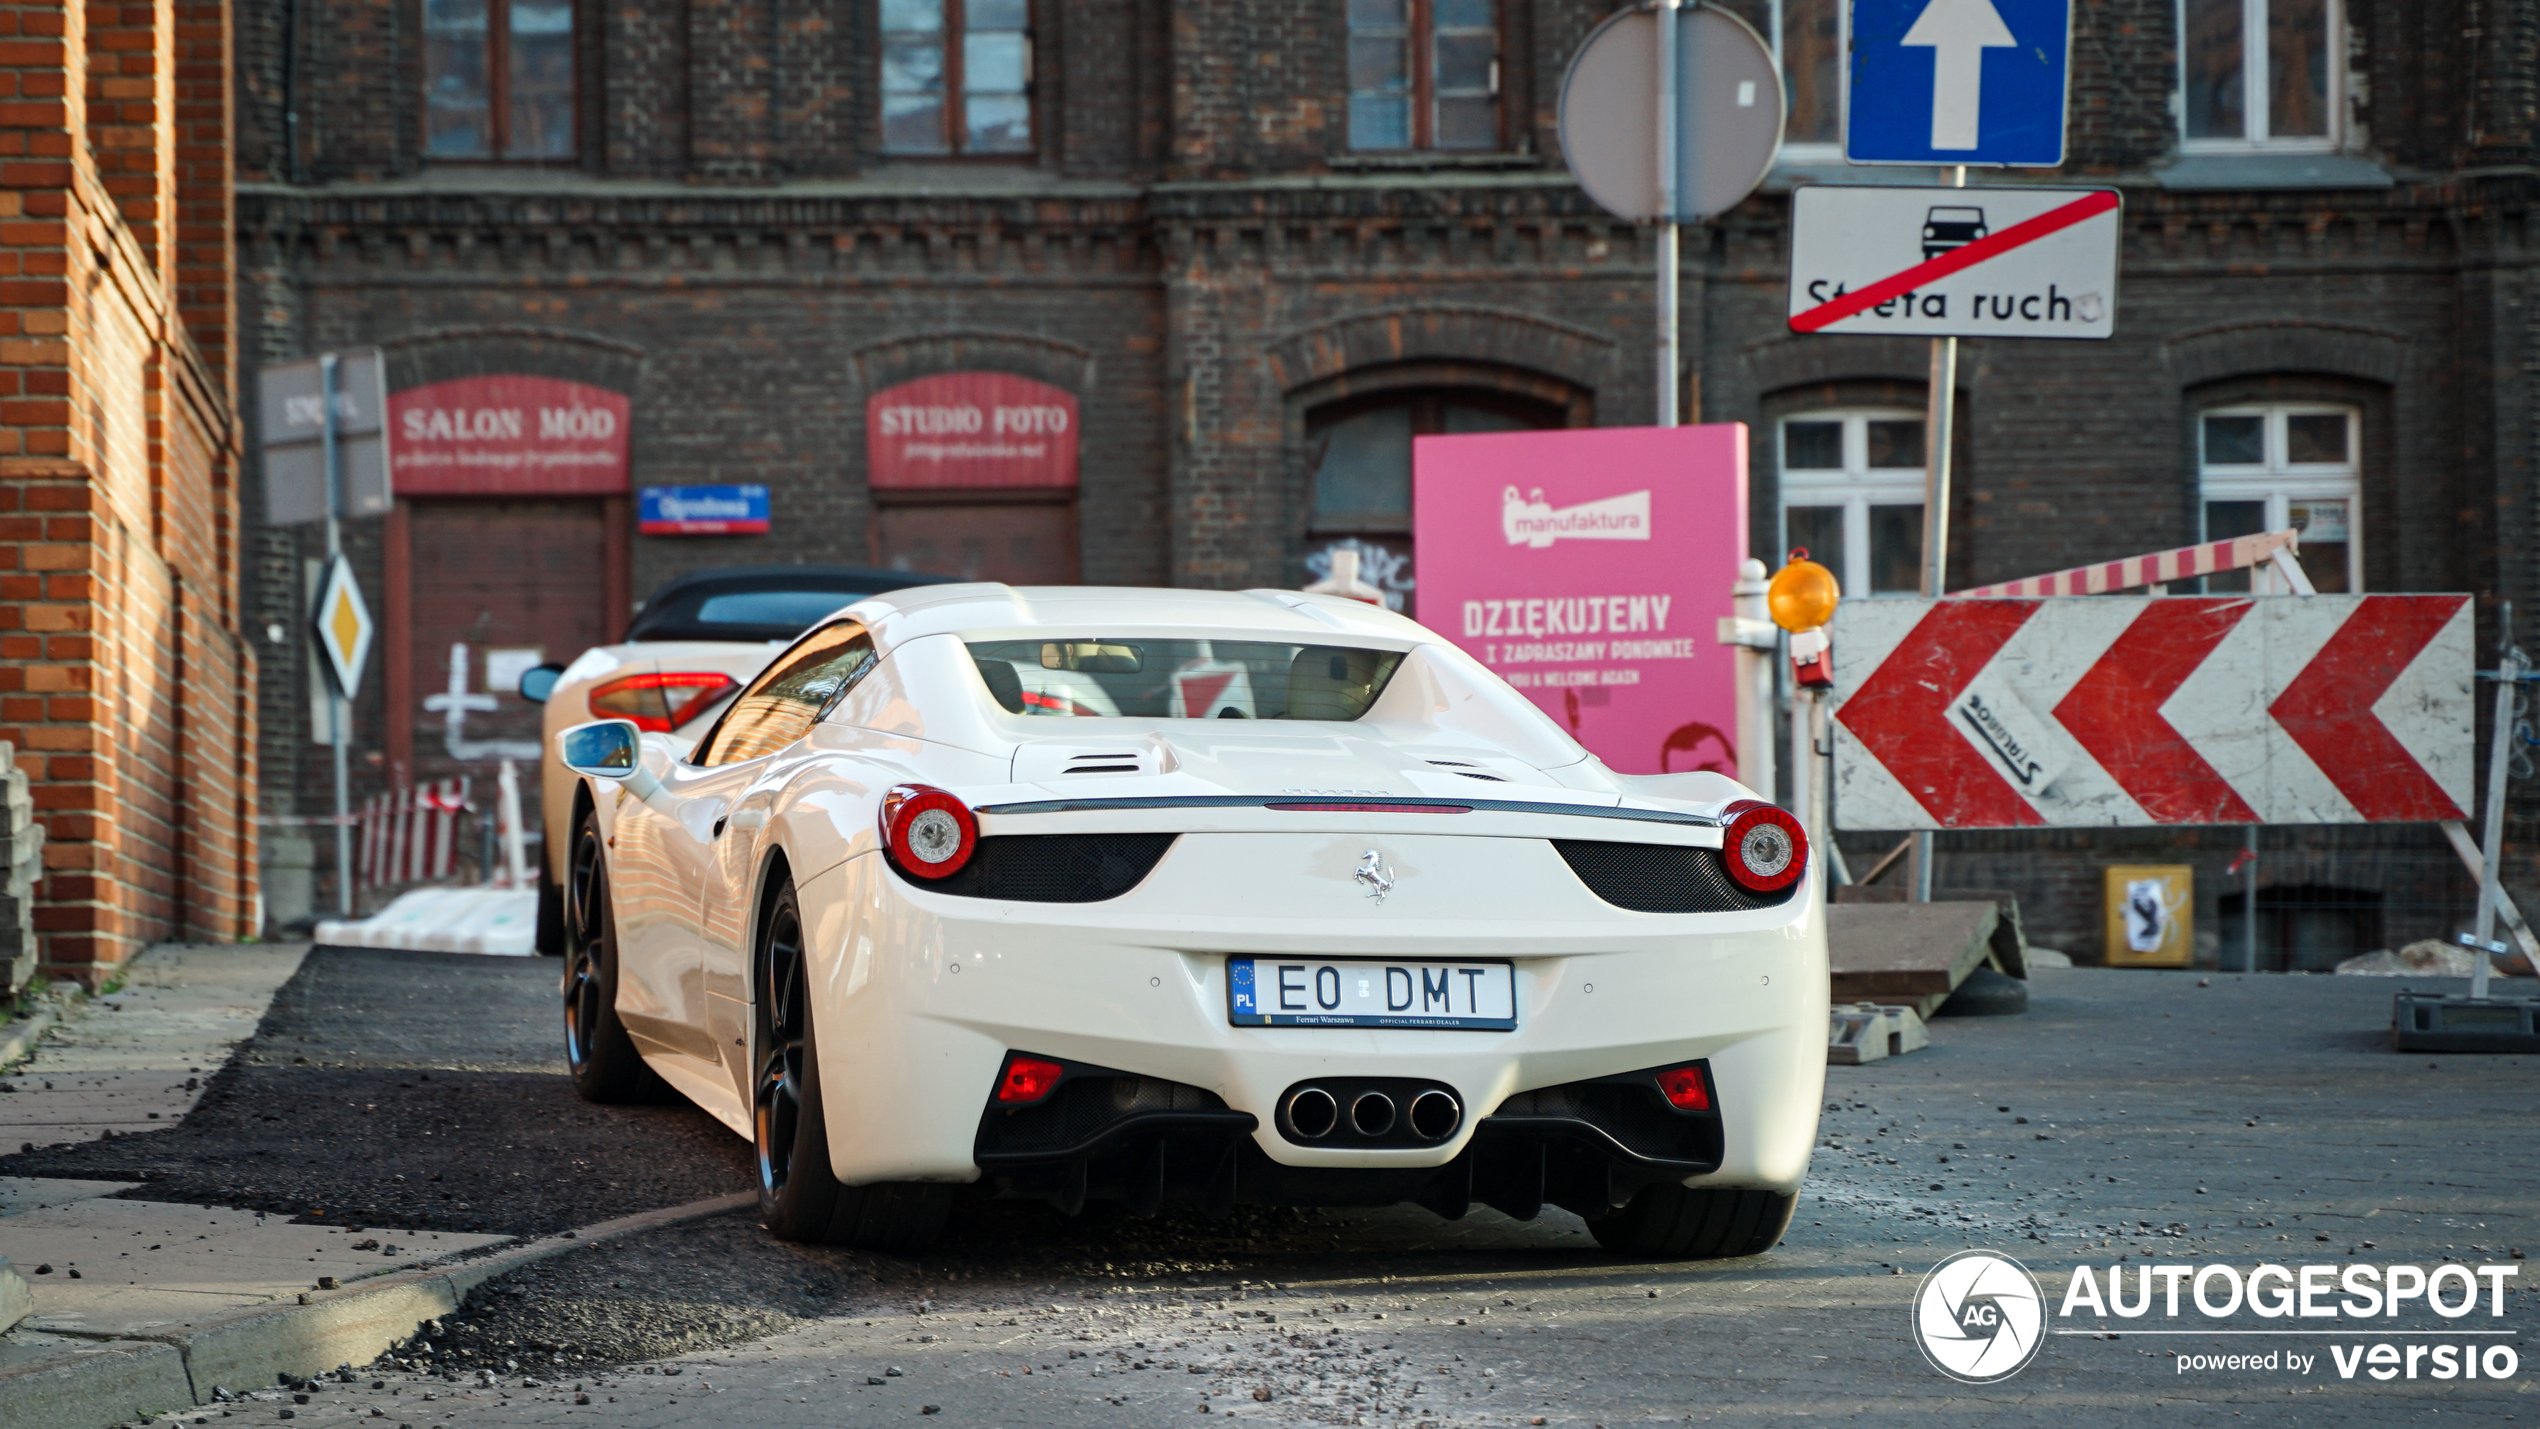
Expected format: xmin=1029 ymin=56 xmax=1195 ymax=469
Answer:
xmin=971 ymin=794 xmax=1724 ymax=828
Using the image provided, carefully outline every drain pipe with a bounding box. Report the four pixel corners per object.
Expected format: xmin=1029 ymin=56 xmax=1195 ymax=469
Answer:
xmin=282 ymin=0 xmax=302 ymax=181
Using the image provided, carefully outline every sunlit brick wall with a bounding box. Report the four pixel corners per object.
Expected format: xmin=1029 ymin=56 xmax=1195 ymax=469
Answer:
xmin=0 ymin=0 xmax=253 ymax=984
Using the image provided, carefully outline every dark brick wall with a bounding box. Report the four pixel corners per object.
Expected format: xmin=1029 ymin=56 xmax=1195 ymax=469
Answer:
xmin=233 ymin=0 xmax=2540 ymax=943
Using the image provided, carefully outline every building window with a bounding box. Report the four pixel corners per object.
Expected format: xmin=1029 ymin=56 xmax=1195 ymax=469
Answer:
xmin=1777 ymin=411 xmax=1926 ymax=597
xmin=2180 ymin=0 xmax=2336 ymax=148
xmin=1306 ymin=388 xmax=1559 ymax=613
xmin=882 ymin=0 xmax=1034 ymax=155
xmin=423 ymin=0 xmax=576 ymax=160
xmin=1769 ymin=0 xmax=1841 ymax=148
xmin=2198 ymin=404 xmax=2359 ymax=592
xmin=1347 ymin=0 xmax=1500 ymax=151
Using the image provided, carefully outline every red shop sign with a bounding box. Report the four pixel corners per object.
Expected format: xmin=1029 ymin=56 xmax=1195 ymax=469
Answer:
xmin=388 ymin=375 xmax=630 ymax=496
xmin=867 ymin=372 xmax=1078 ymax=492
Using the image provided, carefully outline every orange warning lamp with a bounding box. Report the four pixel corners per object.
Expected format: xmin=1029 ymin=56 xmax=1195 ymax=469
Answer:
xmin=1768 ymin=549 xmax=1841 ymax=633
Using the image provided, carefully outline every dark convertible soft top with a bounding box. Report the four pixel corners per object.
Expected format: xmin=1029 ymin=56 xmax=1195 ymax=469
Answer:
xmin=623 ymin=564 xmax=966 ymax=644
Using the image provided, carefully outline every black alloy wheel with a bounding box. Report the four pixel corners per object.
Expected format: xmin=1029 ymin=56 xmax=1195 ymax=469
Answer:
xmin=753 ymin=876 xmax=951 ymax=1250
xmin=753 ymin=886 xmax=812 ymax=1205
xmin=561 ymin=812 xmax=664 ymax=1103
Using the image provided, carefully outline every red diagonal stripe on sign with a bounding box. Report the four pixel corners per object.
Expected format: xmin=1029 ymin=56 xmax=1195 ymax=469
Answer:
xmin=2052 ymin=599 xmax=2260 ymax=824
xmin=2268 ymin=595 xmax=2468 ymax=822
xmin=1837 ymin=602 xmax=2045 ymax=828
xmin=1789 ymin=190 xmax=2122 ymax=335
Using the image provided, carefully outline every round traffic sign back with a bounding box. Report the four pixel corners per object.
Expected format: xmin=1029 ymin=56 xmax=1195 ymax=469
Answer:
xmin=1559 ymin=4 xmax=1785 ymax=224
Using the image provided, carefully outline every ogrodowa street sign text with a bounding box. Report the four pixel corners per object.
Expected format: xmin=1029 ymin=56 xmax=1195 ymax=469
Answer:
xmin=1829 ymin=595 xmax=2473 ymax=830
xmin=1787 ymin=185 xmax=2121 ymax=340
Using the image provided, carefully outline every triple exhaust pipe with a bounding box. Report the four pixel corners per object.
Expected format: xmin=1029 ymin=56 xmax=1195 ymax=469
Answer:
xmin=1279 ymin=1080 xmax=1462 ymax=1145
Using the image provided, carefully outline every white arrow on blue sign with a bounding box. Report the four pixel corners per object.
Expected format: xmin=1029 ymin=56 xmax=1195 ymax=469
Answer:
xmin=1846 ymin=0 xmax=2071 ymax=167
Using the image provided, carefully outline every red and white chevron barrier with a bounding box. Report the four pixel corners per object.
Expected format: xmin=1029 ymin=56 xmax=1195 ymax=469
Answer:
xmin=1950 ymin=530 xmax=2302 ymax=599
xmin=1830 ymin=595 xmax=2473 ymax=829
xmin=357 ymin=779 xmax=470 ymax=891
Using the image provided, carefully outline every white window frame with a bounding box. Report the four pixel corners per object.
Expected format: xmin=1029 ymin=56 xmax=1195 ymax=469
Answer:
xmin=2177 ymin=0 xmax=2342 ymax=153
xmin=1768 ymin=0 xmax=1844 ymax=161
xmin=2197 ymin=402 xmax=2362 ymax=592
xmin=1776 ymin=409 xmax=1926 ymax=599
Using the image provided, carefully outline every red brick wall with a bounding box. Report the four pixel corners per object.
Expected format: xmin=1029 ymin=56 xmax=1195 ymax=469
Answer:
xmin=0 ymin=0 xmax=252 ymax=984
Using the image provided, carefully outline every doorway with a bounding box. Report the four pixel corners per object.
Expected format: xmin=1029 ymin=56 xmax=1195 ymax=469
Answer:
xmin=872 ymin=495 xmax=1078 ymax=584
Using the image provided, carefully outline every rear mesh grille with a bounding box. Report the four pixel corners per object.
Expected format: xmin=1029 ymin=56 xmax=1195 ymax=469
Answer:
xmin=980 ymin=1075 xmax=1233 ymax=1155
xmin=913 ymin=833 xmax=1178 ymax=903
xmin=1551 ymin=840 xmax=1796 ymax=913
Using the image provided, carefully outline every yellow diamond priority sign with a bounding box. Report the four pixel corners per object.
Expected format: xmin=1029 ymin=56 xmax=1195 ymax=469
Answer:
xmin=311 ymin=556 xmax=375 ymax=699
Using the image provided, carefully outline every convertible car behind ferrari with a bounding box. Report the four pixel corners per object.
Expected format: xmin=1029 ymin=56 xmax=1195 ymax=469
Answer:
xmin=555 ymin=584 xmax=1826 ymax=1258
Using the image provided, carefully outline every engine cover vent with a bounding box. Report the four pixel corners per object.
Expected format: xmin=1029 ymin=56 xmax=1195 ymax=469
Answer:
xmin=1013 ymin=736 xmax=1176 ymax=782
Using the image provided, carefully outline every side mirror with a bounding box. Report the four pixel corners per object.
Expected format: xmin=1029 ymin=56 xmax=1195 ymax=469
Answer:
xmin=518 ymin=662 xmax=568 ymax=704
xmin=557 ymin=719 xmax=643 ymax=778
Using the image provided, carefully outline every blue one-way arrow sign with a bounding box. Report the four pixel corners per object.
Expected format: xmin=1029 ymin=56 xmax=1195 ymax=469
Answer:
xmin=1847 ymin=0 xmax=2070 ymax=167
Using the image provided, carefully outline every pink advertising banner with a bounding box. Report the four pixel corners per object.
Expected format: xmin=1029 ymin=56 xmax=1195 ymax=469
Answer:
xmin=1412 ymin=424 xmax=1749 ymax=777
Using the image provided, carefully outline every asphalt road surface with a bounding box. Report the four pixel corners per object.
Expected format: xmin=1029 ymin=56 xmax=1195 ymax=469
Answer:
xmin=17 ymin=950 xmax=2540 ymax=1426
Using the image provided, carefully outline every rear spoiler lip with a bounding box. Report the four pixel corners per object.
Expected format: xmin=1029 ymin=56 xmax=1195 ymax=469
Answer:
xmin=969 ymin=793 xmax=1726 ymax=829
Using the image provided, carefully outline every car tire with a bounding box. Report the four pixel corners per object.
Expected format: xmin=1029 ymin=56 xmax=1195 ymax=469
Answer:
xmin=534 ymin=870 xmax=565 ymax=957
xmin=753 ymin=876 xmax=951 ymax=1252
xmin=562 ymin=811 xmax=667 ymax=1104
xmin=1587 ymin=1185 xmax=1797 ymax=1260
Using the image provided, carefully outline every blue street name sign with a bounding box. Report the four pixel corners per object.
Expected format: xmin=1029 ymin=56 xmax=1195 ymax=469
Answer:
xmin=1846 ymin=0 xmax=2071 ymax=167
xmin=639 ymin=483 xmax=770 ymax=536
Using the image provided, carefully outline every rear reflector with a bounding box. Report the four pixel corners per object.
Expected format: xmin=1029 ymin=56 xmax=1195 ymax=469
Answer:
xmin=1654 ymin=1065 xmax=1712 ymax=1112
xmin=996 ymin=1055 xmax=1065 ymax=1105
xmin=1266 ymin=802 xmax=1469 ymax=814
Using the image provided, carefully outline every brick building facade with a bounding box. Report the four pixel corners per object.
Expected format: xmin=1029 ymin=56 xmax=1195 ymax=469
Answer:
xmin=236 ymin=0 xmax=2540 ymax=963
xmin=1 ymin=0 xmax=256 ymax=984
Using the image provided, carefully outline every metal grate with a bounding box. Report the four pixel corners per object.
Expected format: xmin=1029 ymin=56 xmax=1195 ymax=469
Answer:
xmin=1488 ymin=1071 xmax=1720 ymax=1167
xmin=915 ymin=833 xmax=1178 ymax=903
xmin=1551 ymin=839 xmax=1796 ymax=914
xmin=983 ymin=1074 xmax=1235 ymax=1155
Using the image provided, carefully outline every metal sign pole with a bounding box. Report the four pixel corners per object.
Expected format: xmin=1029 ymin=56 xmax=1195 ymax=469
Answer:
xmin=1908 ymin=164 xmax=1969 ymax=903
xmin=320 ymin=352 xmax=353 ymax=917
xmin=2469 ymin=603 xmax=2521 ymax=1001
xmin=1653 ymin=0 xmax=1681 ymax=427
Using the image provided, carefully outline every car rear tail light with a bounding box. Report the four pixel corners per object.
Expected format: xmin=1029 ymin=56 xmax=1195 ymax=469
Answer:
xmin=1719 ymin=800 xmax=1807 ymax=893
xmin=880 ymin=784 xmax=979 ymax=879
xmin=587 ymin=671 xmax=739 ymax=733
xmin=996 ymin=1054 xmax=1065 ymax=1105
xmin=1654 ymin=1064 xmax=1712 ymax=1112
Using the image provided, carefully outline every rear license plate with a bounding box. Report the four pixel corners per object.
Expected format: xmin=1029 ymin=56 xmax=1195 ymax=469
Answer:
xmin=1226 ymin=957 xmax=1516 ymax=1030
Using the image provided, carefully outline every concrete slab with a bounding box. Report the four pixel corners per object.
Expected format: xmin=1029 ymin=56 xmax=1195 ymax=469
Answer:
xmin=0 ymin=1194 xmax=508 ymax=1335
xmin=1827 ymin=899 xmax=2002 ymax=1015
xmin=0 ymin=1177 xmax=137 ymax=1218
xmin=316 ymin=885 xmax=539 ymax=956
xmin=0 ymin=1334 xmax=191 ymax=1429
xmin=0 ymin=941 xmax=306 ymax=1148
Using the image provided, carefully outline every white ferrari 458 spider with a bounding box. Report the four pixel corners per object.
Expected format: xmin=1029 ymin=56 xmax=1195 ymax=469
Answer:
xmin=553 ymin=583 xmax=1825 ymax=1259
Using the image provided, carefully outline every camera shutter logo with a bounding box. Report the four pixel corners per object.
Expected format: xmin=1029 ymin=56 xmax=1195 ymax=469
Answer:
xmin=1912 ymin=1251 xmax=2046 ymax=1383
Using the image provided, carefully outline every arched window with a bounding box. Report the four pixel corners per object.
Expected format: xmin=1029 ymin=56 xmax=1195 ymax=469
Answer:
xmin=1305 ymin=388 xmax=1563 ymax=614
xmin=1776 ymin=409 xmax=1926 ymax=596
xmin=2198 ymin=403 xmax=2360 ymax=592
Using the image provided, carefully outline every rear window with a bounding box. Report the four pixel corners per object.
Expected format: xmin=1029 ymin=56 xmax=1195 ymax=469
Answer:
xmin=694 ymin=590 xmax=860 ymax=630
xmin=964 ymin=639 xmax=1405 ymax=721
xmin=626 ymin=579 xmax=894 ymax=642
